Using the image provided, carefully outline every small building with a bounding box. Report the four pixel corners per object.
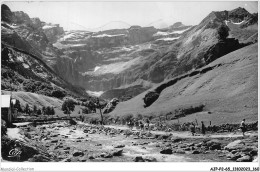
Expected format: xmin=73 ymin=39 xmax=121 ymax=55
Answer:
xmin=1 ymin=95 xmax=12 ymax=124
xmin=1 ymin=95 xmax=17 ymax=125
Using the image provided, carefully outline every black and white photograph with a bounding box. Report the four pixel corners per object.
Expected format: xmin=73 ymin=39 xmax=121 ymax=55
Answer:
xmin=0 ymin=0 xmax=259 ymax=171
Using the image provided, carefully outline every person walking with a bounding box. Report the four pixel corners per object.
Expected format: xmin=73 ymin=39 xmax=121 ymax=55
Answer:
xmin=240 ymin=119 xmax=246 ymax=136
xmin=190 ymin=122 xmax=196 ymax=136
xmin=201 ymin=121 xmax=206 ymax=135
xmin=146 ymin=119 xmax=150 ymax=131
xmin=139 ymin=121 xmax=144 ymax=131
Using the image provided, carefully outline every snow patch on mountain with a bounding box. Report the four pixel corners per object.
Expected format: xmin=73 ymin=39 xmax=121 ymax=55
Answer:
xmin=153 ymin=31 xmax=169 ymax=36
xmin=92 ymin=33 xmax=126 ymax=38
xmin=153 ymin=27 xmax=191 ymax=37
xmin=22 ymin=63 xmax=29 ymax=68
xmin=82 ymin=56 xmax=142 ymax=76
xmin=156 ymin=37 xmax=180 ymax=41
xmin=232 ymin=20 xmax=245 ymax=25
xmin=86 ymin=90 xmax=104 ymax=97
xmin=170 ymin=27 xmax=191 ymax=34
xmin=94 ymin=66 xmax=101 ymax=72
xmin=42 ymin=25 xmax=56 ymax=29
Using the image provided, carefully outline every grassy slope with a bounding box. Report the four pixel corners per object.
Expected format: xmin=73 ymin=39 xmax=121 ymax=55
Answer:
xmin=1 ymin=90 xmax=85 ymax=117
xmin=109 ymin=43 xmax=258 ymax=125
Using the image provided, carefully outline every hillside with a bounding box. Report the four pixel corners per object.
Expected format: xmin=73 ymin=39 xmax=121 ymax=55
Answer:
xmin=1 ymin=90 xmax=87 ymax=118
xmin=109 ymin=43 xmax=258 ymax=125
xmin=1 ymin=90 xmax=63 ymax=109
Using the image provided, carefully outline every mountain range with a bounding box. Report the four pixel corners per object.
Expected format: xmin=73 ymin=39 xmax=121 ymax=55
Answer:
xmin=1 ymin=4 xmax=258 ymax=122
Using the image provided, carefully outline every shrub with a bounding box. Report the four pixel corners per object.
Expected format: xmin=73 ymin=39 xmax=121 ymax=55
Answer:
xmin=217 ymin=24 xmax=230 ymax=40
xmin=61 ymin=99 xmax=75 ymax=116
xmin=51 ymin=89 xmax=66 ymax=99
xmin=136 ymin=114 xmax=143 ymax=120
xmin=123 ymin=113 xmax=134 ymax=123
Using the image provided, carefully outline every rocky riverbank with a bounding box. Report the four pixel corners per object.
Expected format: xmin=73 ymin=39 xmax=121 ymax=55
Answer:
xmin=1 ymin=121 xmax=258 ymax=162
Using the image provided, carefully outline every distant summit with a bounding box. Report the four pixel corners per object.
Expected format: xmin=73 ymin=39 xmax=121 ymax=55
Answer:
xmin=170 ymin=22 xmax=185 ymax=29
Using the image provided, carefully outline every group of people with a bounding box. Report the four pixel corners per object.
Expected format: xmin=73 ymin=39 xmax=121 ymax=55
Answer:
xmin=189 ymin=121 xmax=206 ymax=136
xmin=126 ymin=118 xmax=248 ymax=137
xmin=127 ymin=119 xmax=150 ymax=131
xmin=190 ymin=119 xmax=248 ymax=136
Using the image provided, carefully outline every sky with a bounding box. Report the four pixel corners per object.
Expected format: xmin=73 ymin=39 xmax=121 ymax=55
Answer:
xmin=3 ymin=1 xmax=258 ymax=31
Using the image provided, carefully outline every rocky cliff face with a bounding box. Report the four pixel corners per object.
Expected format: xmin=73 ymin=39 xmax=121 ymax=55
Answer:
xmin=1 ymin=4 xmax=87 ymax=98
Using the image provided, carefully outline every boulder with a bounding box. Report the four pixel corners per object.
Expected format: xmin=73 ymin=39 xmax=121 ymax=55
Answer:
xmin=83 ymin=129 xmax=89 ymax=133
xmin=191 ymin=150 xmax=200 ymax=154
xmin=175 ymin=149 xmax=186 ymax=154
xmin=249 ymin=149 xmax=258 ymax=156
xmin=139 ymin=142 xmax=149 ymax=145
xmin=187 ymin=143 xmax=195 ymax=147
xmin=231 ymin=150 xmax=237 ymax=154
xmin=241 ymin=146 xmax=258 ymax=155
xmin=64 ymin=147 xmax=70 ymax=150
xmin=28 ymin=154 xmax=50 ymax=162
xmin=77 ymin=137 xmax=84 ymax=139
xmin=224 ymin=140 xmax=245 ymax=151
xmin=100 ymin=152 xmax=113 ymax=158
xmin=114 ymin=144 xmax=125 ymax=148
xmin=209 ymin=144 xmax=221 ymax=150
xmin=253 ymin=156 xmax=258 ymax=162
xmin=160 ymin=148 xmax=173 ymax=154
xmin=144 ymin=156 xmax=157 ymax=162
xmin=89 ymin=130 xmax=96 ymax=134
xmin=178 ymin=144 xmax=186 ymax=149
xmin=171 ymin=138 xmax=183 ymax=143
xmin=184 ymin=147 xmax=191 ymax=151
xmin=63 ymin=158 xmax=71 ymax=162
xmin=88 ymin=155 xmax=95 ymax=160
xmin=72 ymin=151 xmax=84 ymax=157
xmin=111 ymin=149 xmax=123 ymax=156
xmin=134 ymin=156 xmax=145 ymax=162
xmin=155 ymin=144 xmax=161 ymax=147
xmin=69 ymin=119 xmax=77 ymax=125
xmin=51 ymin=134 xmax=59 ymax=137
xmin=51 ymin=140 xmax=59 ymax=143
xmin=226 ymin=152 xmax=242 ymax=160
xmin=236 ymin=155 xmax=252 ymax=162
xmin=64 ymin=150 xmax=70 ymax=154
xmin=195 ymin=142 xmax=203 ymax=147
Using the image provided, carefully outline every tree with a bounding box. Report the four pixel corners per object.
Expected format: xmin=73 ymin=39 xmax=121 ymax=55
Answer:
xmin=45 ymin=106 xmax=52 ymax=116
xmin=42 ymin=106 xmax=46 ymax=115
xmin=24 ymin=103 xmax=31 ymax=115
xmin=62 ymin=99 xmax=75 ymax=117
xmin=37 ymin=109 xmax=42 ymax=116
xmin=95 ymin=98 xmax=104 ymax=125
xmin=13 ymin=99 xmax=22 ymax=112
xmin=33 ymin=105 xmax=37 ymax=115
xmin=51 ymin=107 xmax=55 ymax=117
xmin=217 ymin=24 xmax=230 ymax=40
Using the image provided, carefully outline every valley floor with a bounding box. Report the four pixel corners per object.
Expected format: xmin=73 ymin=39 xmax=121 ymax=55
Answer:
xmin=2 ymin=121 xmax=258 ymax=162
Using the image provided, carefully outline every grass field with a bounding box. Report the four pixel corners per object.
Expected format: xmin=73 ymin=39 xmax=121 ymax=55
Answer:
xmin=109 ymin=43 xmax=258 ymax=125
